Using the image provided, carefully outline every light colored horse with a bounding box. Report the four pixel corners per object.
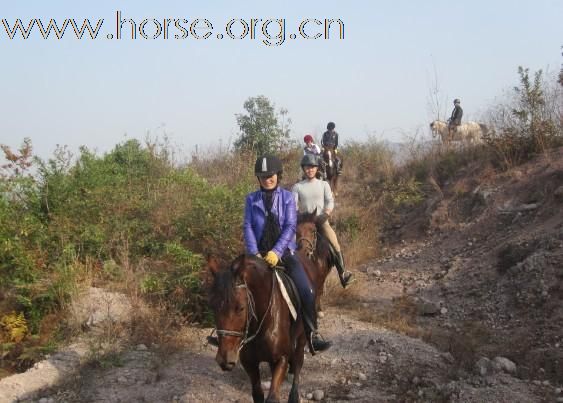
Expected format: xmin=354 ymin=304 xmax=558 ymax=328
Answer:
xmin=430 ymin=120 xmax=486 ymax=144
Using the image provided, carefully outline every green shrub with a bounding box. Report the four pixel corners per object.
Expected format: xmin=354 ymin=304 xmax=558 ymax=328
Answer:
xmin=383 ymin=177 xmax=424 ymax=208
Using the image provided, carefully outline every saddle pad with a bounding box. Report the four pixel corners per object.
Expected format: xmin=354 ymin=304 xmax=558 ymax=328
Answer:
xmin=274 ymin=270 xmax=298 ymax=321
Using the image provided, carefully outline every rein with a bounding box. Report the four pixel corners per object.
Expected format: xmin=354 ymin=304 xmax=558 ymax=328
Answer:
xmin=214 ymin=269 xmax=276 ymax=352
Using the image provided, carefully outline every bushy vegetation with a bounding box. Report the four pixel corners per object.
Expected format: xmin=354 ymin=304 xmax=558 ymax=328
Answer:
xmin=484 ymin=67 xmax=563 ymax=168
xmin=0 ymin=137 xmax=256 ymax=373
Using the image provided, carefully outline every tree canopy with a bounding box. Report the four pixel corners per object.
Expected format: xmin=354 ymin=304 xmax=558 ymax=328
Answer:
xmin=234 ymin=95 xmax=291 ymax=155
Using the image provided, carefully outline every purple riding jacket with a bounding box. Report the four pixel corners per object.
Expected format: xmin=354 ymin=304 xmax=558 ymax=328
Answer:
xmin=243 ymin=187 xmax=298 ymax=258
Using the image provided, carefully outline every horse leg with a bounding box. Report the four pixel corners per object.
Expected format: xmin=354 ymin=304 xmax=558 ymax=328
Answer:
xmin=266 ymin=357 xmax=289 ymax=403
xmin=288 ymin=337 xmax=306 ymax=403
xmin=242 ymin=359 xmax=264 ymax=403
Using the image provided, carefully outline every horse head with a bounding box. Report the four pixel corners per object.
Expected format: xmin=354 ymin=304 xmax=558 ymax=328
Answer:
xmin=429 ymin=120 xmax=451 ymax=142
xmin=208 ymin=254 xmax=256 ymax=371
xmin=208 ymin=253 xmax=307 ymax=402
xmin=296 ymin=209 xmax=327 ymax=257
xmin=297 ymin=210 xmax=331 ymax=260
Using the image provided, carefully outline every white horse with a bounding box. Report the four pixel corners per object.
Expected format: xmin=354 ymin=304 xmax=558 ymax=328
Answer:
xmin=430 ymin=120 xmax=486 ymax=144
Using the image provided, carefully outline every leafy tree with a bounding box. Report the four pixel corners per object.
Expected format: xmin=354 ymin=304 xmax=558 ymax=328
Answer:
xmin=234 ymin=95 xmax=291 ymax=155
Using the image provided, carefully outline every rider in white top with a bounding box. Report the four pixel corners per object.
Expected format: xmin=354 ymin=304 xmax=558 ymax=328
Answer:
xmin=303 ymin=134 xmax=321 ymax=156
xmin=291 ymin=154 xmax=353 ymax=288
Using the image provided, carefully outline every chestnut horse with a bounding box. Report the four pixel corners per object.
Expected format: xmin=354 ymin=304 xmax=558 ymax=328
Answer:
xmin=296 ymin=211 xmax=334 ymax=316
xmin=322 ymin=145 xmax=341 ymax=196
xmin=208 ymin=253 xmax=319 ymax=403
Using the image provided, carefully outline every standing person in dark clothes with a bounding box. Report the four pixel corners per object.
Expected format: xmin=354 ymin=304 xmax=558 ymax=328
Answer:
xmin=448 ymin=99 xmax=463 ymax=139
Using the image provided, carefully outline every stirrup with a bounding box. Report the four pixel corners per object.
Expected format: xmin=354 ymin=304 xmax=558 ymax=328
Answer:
xmin=309 ymin=332 xmax=332 ymax=355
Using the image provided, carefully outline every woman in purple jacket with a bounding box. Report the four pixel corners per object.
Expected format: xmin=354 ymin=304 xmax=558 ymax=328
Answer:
xmin=244 ymin=155 xmax=331 ymax=355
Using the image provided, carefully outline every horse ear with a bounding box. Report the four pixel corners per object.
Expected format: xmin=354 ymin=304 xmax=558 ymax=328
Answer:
xmin=231 ymin=254 xmax=247 ymax=277
xmin=207 ymin=254 xmax=221 ymax=276
xmin=312 ymin=207 xmax=318 ymax=217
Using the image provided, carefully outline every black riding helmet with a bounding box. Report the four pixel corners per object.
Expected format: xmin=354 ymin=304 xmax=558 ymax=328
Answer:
xmin=300 ymin=154 xmax=320 ymax=167
xmin=327 ymin=122 xmax=336 ymax=130
xmin=254 ymin=155 xmax=283 ymax=178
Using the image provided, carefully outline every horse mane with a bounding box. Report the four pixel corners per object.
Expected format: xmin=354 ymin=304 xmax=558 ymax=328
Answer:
xmin=209 ymin=264 xmax=237 ymax=310
xmin=297 ymin=211 xmax=316 ymax=224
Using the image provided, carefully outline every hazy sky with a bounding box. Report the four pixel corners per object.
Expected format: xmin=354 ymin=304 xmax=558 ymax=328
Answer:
xmin=1 ymin=0 xmax=562 ymax=161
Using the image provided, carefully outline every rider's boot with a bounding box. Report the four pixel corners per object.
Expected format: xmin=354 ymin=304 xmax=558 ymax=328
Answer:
xmin=302 ymin=304 xmax=332 ymax=355
xmin=335 ymin=251 xmax=354 ymax=288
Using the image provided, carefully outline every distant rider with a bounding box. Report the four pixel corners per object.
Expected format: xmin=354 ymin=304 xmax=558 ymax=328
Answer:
xmin=448 ymin=99 xmax=463 ymax=139
xmin=321 ymin=122 xmax=342 ymax=175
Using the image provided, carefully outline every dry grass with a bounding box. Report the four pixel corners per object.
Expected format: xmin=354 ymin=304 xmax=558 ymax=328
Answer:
xmin=422 ymin=321 xmax=491 ymax=370
xmin=189 ymin=147 xmax=256 ymax=186
xmin=358 ymin=296 xmax=422 ymax=338
xmin=322 ymin=278 xmax=491 ymax=371
xmin=322 ymin=275 xmax=423 ymax=338
xmin=129 ymin=303 xmax=189 ymax=353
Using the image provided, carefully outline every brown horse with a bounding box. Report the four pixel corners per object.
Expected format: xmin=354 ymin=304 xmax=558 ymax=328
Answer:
xmin=296 ymin=211 xmax=334 ymax=316
xmin=322 ymin=145 xmax=341 ymax=196
xmin=208 ymin=254 xmax=317 ymax=403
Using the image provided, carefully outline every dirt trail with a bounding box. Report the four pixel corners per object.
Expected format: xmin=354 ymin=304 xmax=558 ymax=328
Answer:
xmin=0 ymin=260 xmax=554 ymax=403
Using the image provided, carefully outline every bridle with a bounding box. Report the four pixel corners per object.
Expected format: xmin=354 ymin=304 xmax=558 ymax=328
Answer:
xmin=297 ymin=226 xmax=317 ymax=259
xmin=212 ymin=272 xmax=275 ymax=353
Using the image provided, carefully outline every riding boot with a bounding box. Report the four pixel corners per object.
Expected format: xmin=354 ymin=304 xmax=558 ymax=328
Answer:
xmin=335 ymin=251 xmax=353 ymax=288
xmin=302 ymin=304 xmax=332 ymax=355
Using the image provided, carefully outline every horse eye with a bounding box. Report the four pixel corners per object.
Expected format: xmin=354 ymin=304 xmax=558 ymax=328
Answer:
xmin=235 ymin=304 xmax=245 ymax=314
